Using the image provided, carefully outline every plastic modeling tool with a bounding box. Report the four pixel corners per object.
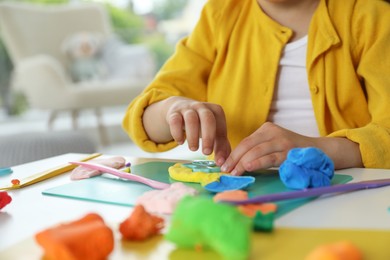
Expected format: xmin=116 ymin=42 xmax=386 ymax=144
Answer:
xmin=221 ymin=178 xmax=390 ymax=205
xmin=0 ymin=167 xmax=13 ymax=176
xmin=0 ymin=153 xmax=102 ymax=191
xmin=69 ymin=161 xmax=171 ymax=190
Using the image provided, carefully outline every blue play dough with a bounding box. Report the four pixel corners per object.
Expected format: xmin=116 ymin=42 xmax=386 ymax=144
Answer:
xmin=203 ymin=175 xmax=255 ymax=193
xmin=279 ymin=147 xmax=334 ymax=190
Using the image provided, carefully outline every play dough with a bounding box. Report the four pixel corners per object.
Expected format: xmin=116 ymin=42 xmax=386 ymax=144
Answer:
xmin=35 ymin=213 xmax=114 ymax=260
xmin=165 ymin=196 xmax=252 ymax=260
xmin=203 ymin=175 xmax=255 ymax=193
xmin=214 ymin=190 xmax=277 ymax=217
xmin=279 ymin=147 xmax=334 ymax=189
xmin=168 ymin=162 xmax=255 ymax=193
xmin=0 ymin=191 xmax=12 ymax=210
xmin=169 ymin=163 xmax=221 ymax=186
xmin=70 ymin=156 xmax=126 ymax=180
xmin=136 ymin=182 xmax=198 ymax=214
xmin=305 ymin=240 xmax=363 ymax=260
xmin=119 ymin=205 xmax=164 ymax=241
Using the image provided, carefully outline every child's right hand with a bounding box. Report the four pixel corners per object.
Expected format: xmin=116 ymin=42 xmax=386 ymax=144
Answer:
xmin=164 ymin=97 xmax=231 ymax=165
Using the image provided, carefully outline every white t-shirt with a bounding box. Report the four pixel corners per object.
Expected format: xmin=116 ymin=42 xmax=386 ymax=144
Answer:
xmin=267 ymin=36 xmax=320 ymax=137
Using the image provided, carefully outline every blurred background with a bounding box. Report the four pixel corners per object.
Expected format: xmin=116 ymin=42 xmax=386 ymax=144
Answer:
xmin=0 ymin=0 xmax=206 ymax=166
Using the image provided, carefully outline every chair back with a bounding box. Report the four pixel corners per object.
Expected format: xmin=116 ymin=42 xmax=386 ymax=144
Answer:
xmin=0 ymin=2 xmax=112 ymax=67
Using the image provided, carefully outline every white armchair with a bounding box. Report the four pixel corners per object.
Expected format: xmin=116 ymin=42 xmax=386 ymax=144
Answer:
xmin=0 ymin=2 xmax=155 ymax=145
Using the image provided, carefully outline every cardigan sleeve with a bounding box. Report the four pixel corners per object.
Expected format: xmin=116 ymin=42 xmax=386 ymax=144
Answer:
xmin=122 ymin=0 xmax=221 ymax=152
xmin=328 ymin=1 xmax=390 ymax=168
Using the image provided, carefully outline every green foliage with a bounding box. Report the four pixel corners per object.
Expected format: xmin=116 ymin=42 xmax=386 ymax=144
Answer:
xmin=142 ymin=34 xmax=175 ymax=70
xmin=153 ymin=0 xmax=187 ymax=20
xmin=0 ymin=39 xmax=13 ymax=112
xmin=105 ymin=4 xmax=144 ymax=43
xmin=6 ymin=92 xmax=28 ymax=115
xmin=0 ymin=39 xmax=28 ymax=116
xmin=0 ymin=40 xmax=12 ymax=86
xmin=106 ymin=4 xmax=143 ymax=29
xmin=20 ymin=0 xmax=69 ymax=4
xmin=153 ymin=0 xmax=187 ymax=21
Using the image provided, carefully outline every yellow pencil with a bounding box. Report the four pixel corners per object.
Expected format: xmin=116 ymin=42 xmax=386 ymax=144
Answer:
xmin=0 ymin=153 xmax=102 ymax=191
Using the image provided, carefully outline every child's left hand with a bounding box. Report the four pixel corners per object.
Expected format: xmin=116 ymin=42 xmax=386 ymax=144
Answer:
xmin=221 ymin=122 xmax=363 ymax=175
xmin=221 ymin=122 xmax=312 ymax=175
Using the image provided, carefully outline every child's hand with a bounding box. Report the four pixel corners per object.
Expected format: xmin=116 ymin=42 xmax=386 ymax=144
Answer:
xmin=164 ymin=97 xmax=231 ymax=164
xmin=221 ymin=122 xmax=315 ymax=175
xmin=220 ymin=122 xmax=363 ymax=175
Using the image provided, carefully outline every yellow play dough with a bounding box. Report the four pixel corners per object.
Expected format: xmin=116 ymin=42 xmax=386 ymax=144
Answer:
xmin=168 ymin=163 xmax=223 ymax=186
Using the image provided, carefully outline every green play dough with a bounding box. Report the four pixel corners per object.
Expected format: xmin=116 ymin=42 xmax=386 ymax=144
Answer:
xmin=165 ymin=196 xmax=253 ymax=260
xmin=253 ymin=211 xmax=274 ymax=232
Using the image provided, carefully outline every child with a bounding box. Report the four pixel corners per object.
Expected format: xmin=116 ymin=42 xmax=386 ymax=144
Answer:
xmin=123 ymin=0 xmax=390 ymax=176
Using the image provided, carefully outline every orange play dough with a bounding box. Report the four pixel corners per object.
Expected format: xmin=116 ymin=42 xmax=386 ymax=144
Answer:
xmin=238 ymin=203 xmax=277 ymax=217
xmin=305 ymin=240 xmax=363 ymax=260
xmin=213 ymin=190 xmax=249 ymax=202
xmin=35 ymin=213 xmax=114 ymax=260
xmin=213 ymin=190 xmax=277 ymax=217
xmin=119 ymin=205 xmax=164 ymax=241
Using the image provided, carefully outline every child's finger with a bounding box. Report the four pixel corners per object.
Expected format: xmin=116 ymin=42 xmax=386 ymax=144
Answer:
xmin=183 ymin=109 xmax=200 ymax=151
xmin=209 ymin=105 xmax=230 ymax=165
xmin=168 ymin=112 xmax=185 ymax=145
xmin=199 ymin=108 xmax=216 ymax=155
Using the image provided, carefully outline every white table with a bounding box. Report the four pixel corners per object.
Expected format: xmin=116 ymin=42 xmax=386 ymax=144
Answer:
xmin=1 ymin=153 xmax=390 ymax=253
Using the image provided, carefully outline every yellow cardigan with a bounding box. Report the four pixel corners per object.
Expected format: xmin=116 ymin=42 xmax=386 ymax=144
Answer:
xmin=123 ymin=0 xmax=390 ymax=168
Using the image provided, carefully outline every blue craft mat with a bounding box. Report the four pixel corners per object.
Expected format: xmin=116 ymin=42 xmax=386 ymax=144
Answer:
xmin=43 ymin=162 xmax=352 ymax=218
